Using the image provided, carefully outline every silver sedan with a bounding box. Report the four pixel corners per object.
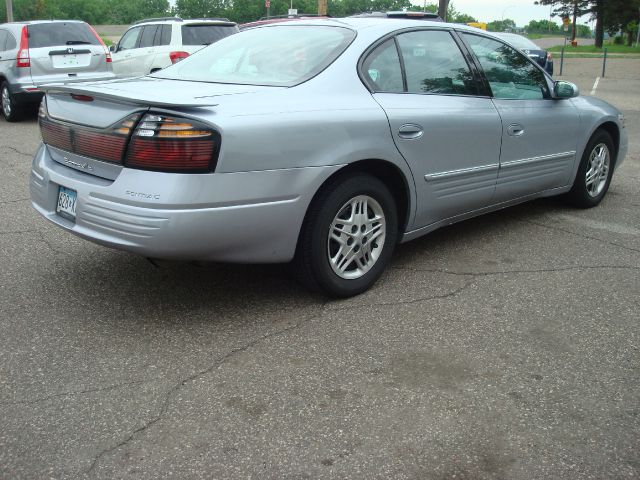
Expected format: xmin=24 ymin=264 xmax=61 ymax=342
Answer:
xmin=30 ymin=18 xmax=628 ymax=297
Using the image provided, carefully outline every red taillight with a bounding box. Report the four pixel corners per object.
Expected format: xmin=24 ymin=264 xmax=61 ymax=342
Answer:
xmin=40 ymin=99 xmax=140 ymax=165
xmin=169 ymin=51 xmax=189 ymax=64
xmin=125 ymin=114 xmax=216 ymax=172
xmin=88 ymin=24 xmax=112 ymax=63
xmin=16 ymin=26 xmax=30 ymax=68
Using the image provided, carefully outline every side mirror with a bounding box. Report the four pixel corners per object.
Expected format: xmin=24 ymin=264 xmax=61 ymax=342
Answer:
xmin=553 ymin=81 xmax=579 ymax=99
xmin=109 ymin=45 xmax=116 ymax=53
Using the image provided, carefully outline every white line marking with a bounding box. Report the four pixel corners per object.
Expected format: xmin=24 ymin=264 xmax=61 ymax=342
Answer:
xmin=590 ymin=76 xmax=600 ymax=96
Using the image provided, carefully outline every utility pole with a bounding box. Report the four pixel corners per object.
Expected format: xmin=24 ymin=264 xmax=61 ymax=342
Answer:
xmin=6 ymin=0 xmax=13 ymax=22
xmin=317 ymin=0 xmax=326 ymax=16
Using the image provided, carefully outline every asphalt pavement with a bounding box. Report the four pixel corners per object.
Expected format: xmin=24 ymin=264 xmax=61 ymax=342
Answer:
xmin=0 ymin=59 xmax=638 ymax=479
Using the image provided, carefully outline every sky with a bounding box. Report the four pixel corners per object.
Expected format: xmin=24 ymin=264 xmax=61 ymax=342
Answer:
xmin=433 ymin=0 xmax=592 ymax=27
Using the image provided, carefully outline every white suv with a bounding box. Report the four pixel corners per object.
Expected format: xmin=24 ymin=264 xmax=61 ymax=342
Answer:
xmin=110 ymin=17 xmax=238 ymax=77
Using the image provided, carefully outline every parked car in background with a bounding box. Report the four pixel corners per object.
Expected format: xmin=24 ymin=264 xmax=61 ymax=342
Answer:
xmin=110 ymin=17 xmax=238 ymax=77
xmin=0 ymin=20 xmax=114 ymax=122
xmin=31 ymin=19 xmax=626 ymax=297
xmin=350 ymin=11 xmax=442 ymax=20
xmin=493 ymin=32 xmax=554 ymax=75
xmin=240 ymin=14 xmax=328 ymax=30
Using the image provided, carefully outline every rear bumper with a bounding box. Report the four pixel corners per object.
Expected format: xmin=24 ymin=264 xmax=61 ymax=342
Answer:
xmin=10 ymin=72 xmax=118 ymax=103
xmin=30 ymin=143 xmax=341 ymax=263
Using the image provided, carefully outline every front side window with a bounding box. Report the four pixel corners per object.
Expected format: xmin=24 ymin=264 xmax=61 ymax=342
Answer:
xmin=362 ymin=39 xmax=403 ymax=93
xmin=157 ymin=25 xmax=355 ymax=87
xmin=462 ymin=33 xmax=549 ymax=100
xmin=118 ymin=27 xmax=141 ymax=51
xmin=397 ymin=30 xmax=477 ymax=95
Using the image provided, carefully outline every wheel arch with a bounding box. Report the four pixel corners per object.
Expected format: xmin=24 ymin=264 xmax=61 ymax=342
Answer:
xmin=596 ymin=121 xmax=620 ymax=164
xmin=310 ymin=159 xmax=413 ymax=235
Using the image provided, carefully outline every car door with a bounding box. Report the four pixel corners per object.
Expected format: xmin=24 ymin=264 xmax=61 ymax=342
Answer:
xmin=111 ymin=26 xmax=142 ymax=77
xmin=461 ymin=32 xmax=579 ymax=203
xmin=363 ymin=29 xmax=502 ymax=228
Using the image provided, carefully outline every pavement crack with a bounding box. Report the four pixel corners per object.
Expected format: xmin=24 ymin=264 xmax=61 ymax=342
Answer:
xmin=526 ymin=220 xmax=640 ymax=255
xmin=0 ymin=198 xmax=30 ymax=205
xmin=84 ymin=308 xmax=326 ymax=475
xmin=0 ymin=381 xmax=145 ymax=406
xmin=0 ymin=145 xmax=34 ymax=158
xmin=328 ymin=280 xmax=475 ymax=312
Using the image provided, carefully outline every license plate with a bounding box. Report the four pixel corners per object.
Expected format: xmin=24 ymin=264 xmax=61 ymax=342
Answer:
xmin=56 ymin=186 xmax=77 ymax=221
xmin=51 ymin=54 xmax=90 ymax=68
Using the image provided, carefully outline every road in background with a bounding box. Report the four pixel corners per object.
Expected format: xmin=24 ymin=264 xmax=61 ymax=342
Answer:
xmin=0 ymin=59 xmax=638 ymax=479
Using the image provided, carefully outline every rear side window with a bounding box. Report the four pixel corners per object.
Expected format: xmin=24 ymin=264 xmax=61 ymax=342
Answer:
xmin=158 ymin=25 xmax=172 ymax=46
xmin=5 ymin=32 xmax=16 ymax=50
xmin=0 ymin=30 xmax=7 ymax=52
xmin=397 ymin=30 xmax=476 ymax=95
xmin=362 ymin=39 xmax=404 ymax=93
xmin=27 ymin=23 xmax=100 ymax=48
xmin=181 ymin=25 xmax=238 ymax=46
xmin=139 ymin=25 xmax=158 ymax=48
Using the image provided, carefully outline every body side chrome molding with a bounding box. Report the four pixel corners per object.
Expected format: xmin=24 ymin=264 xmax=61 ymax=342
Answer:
xmin=424 ymin=163 xmax=499 ymax=182
xmin=500 ymin=151 xmax=576 ymax=169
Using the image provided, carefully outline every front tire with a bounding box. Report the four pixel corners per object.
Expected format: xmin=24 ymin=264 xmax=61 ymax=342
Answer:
xmin=294 ymin=173 xmax=398 ymax=298
xmin=1 ymin=82 xmax=22 ymax=122
xmin=565 ymin=130 xmax=615 ymax=208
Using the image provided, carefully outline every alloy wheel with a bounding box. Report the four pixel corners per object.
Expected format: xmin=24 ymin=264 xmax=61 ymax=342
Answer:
xmin=585 ymin=143 xmax=610 ymax=198
xmin=1 ymin=86 xmax=11 ymax=119
xmin=327 ymin=194 xmax=386 ymax=280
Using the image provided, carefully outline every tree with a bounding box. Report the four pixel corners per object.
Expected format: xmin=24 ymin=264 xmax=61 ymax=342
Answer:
xmin=487 ymin=19 xmax=517 ymax=32
xmin=527 ymin=19 xmax=561 ymax=33
xmin=534 ymin=0 xmax=604 ymax=47
xmin=604 ymin=0 xmax=640 ymax=46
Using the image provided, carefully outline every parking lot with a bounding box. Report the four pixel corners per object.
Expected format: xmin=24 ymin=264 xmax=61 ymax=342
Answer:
xmin=1 ymin=59 xmax=639 ymax=479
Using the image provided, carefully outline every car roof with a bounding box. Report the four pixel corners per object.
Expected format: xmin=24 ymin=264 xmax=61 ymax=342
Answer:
xmin=1 ymin=20 xmax=86 ymax=26
xmin=132 ymin=17 xmax=236 ymax=26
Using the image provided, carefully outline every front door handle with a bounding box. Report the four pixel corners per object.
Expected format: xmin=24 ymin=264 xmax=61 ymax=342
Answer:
xmin=507 ymin=123 xmax=525 ymax=136
xmin=398 ymin=123 xmax=424 ymax=140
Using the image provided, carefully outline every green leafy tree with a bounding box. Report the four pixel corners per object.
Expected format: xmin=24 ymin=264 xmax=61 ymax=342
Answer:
xmin=604 ymin=0 xmax=640 ymax=46
xmin=487 ymin=19 xmax=517 ymax=32
xmin=527 ymin=19 xmax=561 ymax=33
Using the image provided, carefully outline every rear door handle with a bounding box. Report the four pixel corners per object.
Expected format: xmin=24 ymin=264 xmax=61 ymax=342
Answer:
xmin=507 ymin=123 xmax=525 ymax=136
xmin=398 ymin=123 xmax=424 ymax=140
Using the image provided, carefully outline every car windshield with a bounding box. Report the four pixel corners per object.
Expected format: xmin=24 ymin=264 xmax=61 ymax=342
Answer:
xmin=27 ymin=23 xmax=100 ymax=48
xmin=154 ymin=25 xmax=356 ymax=87
xmin=181 ymin=24 xmax=238 ymax=45
xmin=496 ymin=34 xmax=538 ymax=50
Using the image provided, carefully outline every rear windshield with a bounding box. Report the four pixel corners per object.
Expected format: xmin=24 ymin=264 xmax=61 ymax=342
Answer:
xmin=28 ymin=23 xmax=99 ymax=48
xmin=181 ymin=24 xmax=238 ymax=46
xmin=156 ymin=25 xmax=356 ymax=87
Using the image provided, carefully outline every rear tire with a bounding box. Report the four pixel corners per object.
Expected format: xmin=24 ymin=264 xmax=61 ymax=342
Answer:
xmin=294 ymin=173 xmax=398 ymax=298
xmin=1 ymin=82 xmax=22 ymax=122
xmin=565 ymin=130 xmax=615 ymax=208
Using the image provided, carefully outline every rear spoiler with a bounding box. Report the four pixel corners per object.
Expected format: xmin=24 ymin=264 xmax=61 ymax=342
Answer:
xmin=39 ymin=83 xmax=219 ymax=108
